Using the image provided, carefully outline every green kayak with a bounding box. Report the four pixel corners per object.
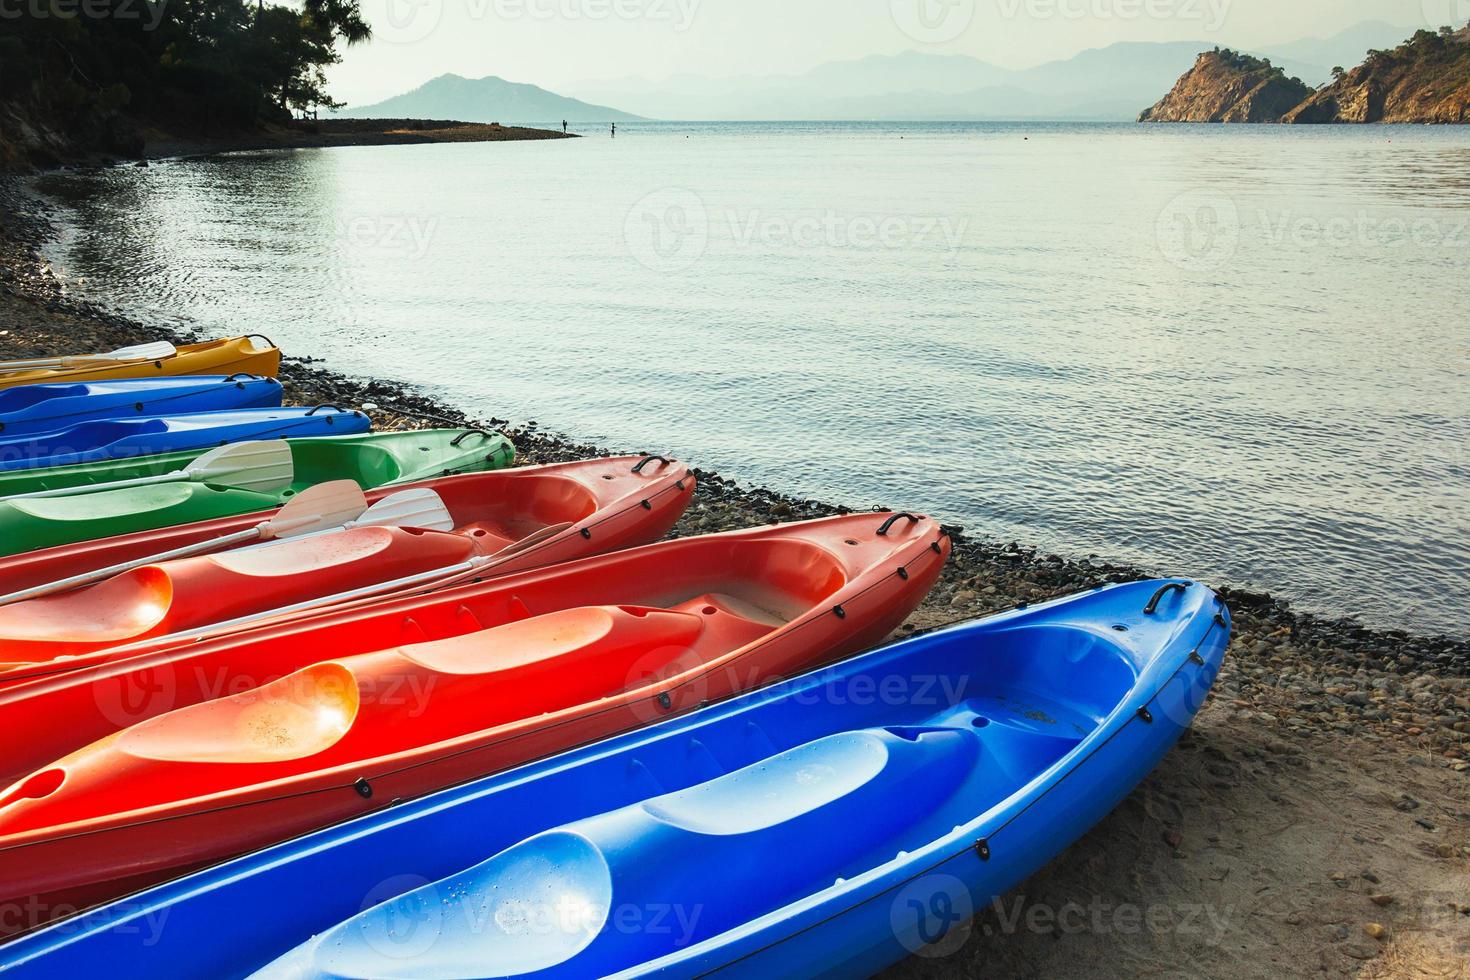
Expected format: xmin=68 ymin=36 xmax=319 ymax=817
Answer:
xmin=0 ymin=429 xmax=514 ymax=557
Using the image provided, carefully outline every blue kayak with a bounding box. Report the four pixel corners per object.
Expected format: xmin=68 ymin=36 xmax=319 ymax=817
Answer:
xmin=0 ymin=375 xmax=282 ymax=438
xmin=0 ymin=579 xmax=1227 ymax=979
xmin=0 ymin=406 xmax=370 ymax=472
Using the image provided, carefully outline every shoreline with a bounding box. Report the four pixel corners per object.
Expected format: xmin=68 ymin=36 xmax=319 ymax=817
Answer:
xmin=7 ymin=119 xmax=575 ymax=172
xmin=137 ymin=119 xmax=576 ymax=162
xmin=2 ymin=175 xmax=1466 ymax=975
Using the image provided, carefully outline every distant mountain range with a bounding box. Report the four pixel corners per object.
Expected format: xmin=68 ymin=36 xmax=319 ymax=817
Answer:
xmin=337 ymin=74 xmax=642 ymax=124
xmin=341 ymin=21 xmax=1417 ymax=124
xmin=562 ymin=21 xmax=1416 ymax=121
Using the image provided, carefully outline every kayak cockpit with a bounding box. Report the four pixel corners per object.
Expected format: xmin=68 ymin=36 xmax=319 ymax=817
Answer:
xmin=254 ymin=608 xmax=1165 ymax=980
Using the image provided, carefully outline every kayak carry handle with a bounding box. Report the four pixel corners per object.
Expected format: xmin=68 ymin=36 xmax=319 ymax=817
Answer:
xmin=450 ymin=429 xmax=500 ymax=448
xmin=245 ymin=334 xmax=278 ymax=349
xmin=306 ymin=405 xmax=349 ymax=416
xmin=633 ymin=455 xmax=673 ymax=474
xmin=876 ymin=513 xmax=920 ymax=536
xmin=1143 ymin=581 xmax=1193 ymax=616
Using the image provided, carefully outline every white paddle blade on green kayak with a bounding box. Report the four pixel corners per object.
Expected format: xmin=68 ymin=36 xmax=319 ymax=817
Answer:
xmin=0 ymin=478 xmax=370 ymax=606
xmin=0 ymin=341 xmax=178 ymax=373
xmin=182 ymin=440 xmax=296 ymax=493
xmin=7 ymin=440 xmax=296 ymax=500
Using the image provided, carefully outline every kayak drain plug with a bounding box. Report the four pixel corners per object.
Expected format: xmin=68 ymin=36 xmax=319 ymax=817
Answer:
xmin=353 ymin=778 xmax=373 ymax=799
xmin=975 ymin=840 xmax=991 ymax=862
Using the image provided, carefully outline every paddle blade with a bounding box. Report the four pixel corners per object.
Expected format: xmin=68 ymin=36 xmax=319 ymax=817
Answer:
xmin=92 ymin=341 xmax=178 ymax=363
xmin=183 ymin=441 xmax=295 ymax=492
xmin=353 ymin=489 xmax=455 ymax=532
xmin=261 ymin=480 xmax=368 ymax=539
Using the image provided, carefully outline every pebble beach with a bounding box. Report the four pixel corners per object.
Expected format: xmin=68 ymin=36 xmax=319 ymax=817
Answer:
xmin=1 ymin=175 xmax=1466 ymax=976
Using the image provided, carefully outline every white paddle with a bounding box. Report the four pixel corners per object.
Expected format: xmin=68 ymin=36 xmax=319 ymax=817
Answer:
xmin=234 ymin=488 xmax=455 ymax=554
xmin=107 ymin=522 xmax=579 ymax=653
xmin=0 ymin=341 xmax=177 ymax=373
xmin=8 ymin=441 xmax=294 ymax=500
xmin=0 ymin=481 xmax=370 ymax=606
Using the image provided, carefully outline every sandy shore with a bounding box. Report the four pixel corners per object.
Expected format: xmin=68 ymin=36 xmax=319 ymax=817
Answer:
xmin=0 ymin=176 xmax=1466 ymax=976
xmin=96 ymin=119 xmax=573 ymax=165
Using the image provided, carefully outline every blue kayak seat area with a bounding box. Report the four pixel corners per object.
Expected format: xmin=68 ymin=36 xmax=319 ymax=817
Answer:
xmin=968 ymin=624 xmax=1141 ymax=728
xmin=284 ymin=722 xmax=1086 ymax=980
xmin=0 ymin=417 xmax=167 ymax=457
xmin=254 ymin=612 xmax=1175 ymax=980
xmin=0 ymin=383 xmax=90 ymax=413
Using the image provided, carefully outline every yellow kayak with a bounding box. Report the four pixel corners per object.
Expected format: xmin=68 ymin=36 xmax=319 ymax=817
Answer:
xmin=0 ymin=336 xmax=280 ymax=389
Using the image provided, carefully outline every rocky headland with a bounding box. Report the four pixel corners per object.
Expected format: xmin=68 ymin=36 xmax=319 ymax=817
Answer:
xmin=1142 ymin=25 xmax=1470 ymax=124
xmin=1139 ymin=50 xmax=1312 ymax=123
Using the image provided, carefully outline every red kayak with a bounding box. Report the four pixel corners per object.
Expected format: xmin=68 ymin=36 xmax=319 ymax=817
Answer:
xmin=0 ymin=456 xmax=693 ymax=688
xmin=0 ymin=513 xmax=947 ymax=929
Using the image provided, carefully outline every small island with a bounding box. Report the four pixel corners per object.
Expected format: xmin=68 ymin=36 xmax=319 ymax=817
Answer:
xmin=1141 ymin=23 xmax=1470 ymax=124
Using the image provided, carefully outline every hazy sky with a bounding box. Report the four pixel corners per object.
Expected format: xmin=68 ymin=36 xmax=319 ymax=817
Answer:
xmin=329 ymin=0 xmax=1437 ymax=105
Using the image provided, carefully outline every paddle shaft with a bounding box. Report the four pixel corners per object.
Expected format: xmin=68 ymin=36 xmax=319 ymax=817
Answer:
xmin=0 ymin=342 xmax=176 ymax=372
xmin=106 ymin=522 xmax=578 ymax=654
xmin=0 ymin=355 xmax=160 ymax=374
xmin=0 ymin=527 xmax=263 ymax=606
xmin=11 ymin=469 xmax=192 ymax=500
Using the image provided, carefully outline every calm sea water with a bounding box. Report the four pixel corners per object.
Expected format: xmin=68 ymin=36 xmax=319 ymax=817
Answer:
xmin=35 ymin=122 xmax=1470 ymax=636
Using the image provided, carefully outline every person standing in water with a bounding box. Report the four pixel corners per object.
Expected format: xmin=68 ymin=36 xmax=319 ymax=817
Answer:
xmin=562 ymin=120 xmax=567 ymax=134
xmin=611 ymin=122 xmax=616 ymax=138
